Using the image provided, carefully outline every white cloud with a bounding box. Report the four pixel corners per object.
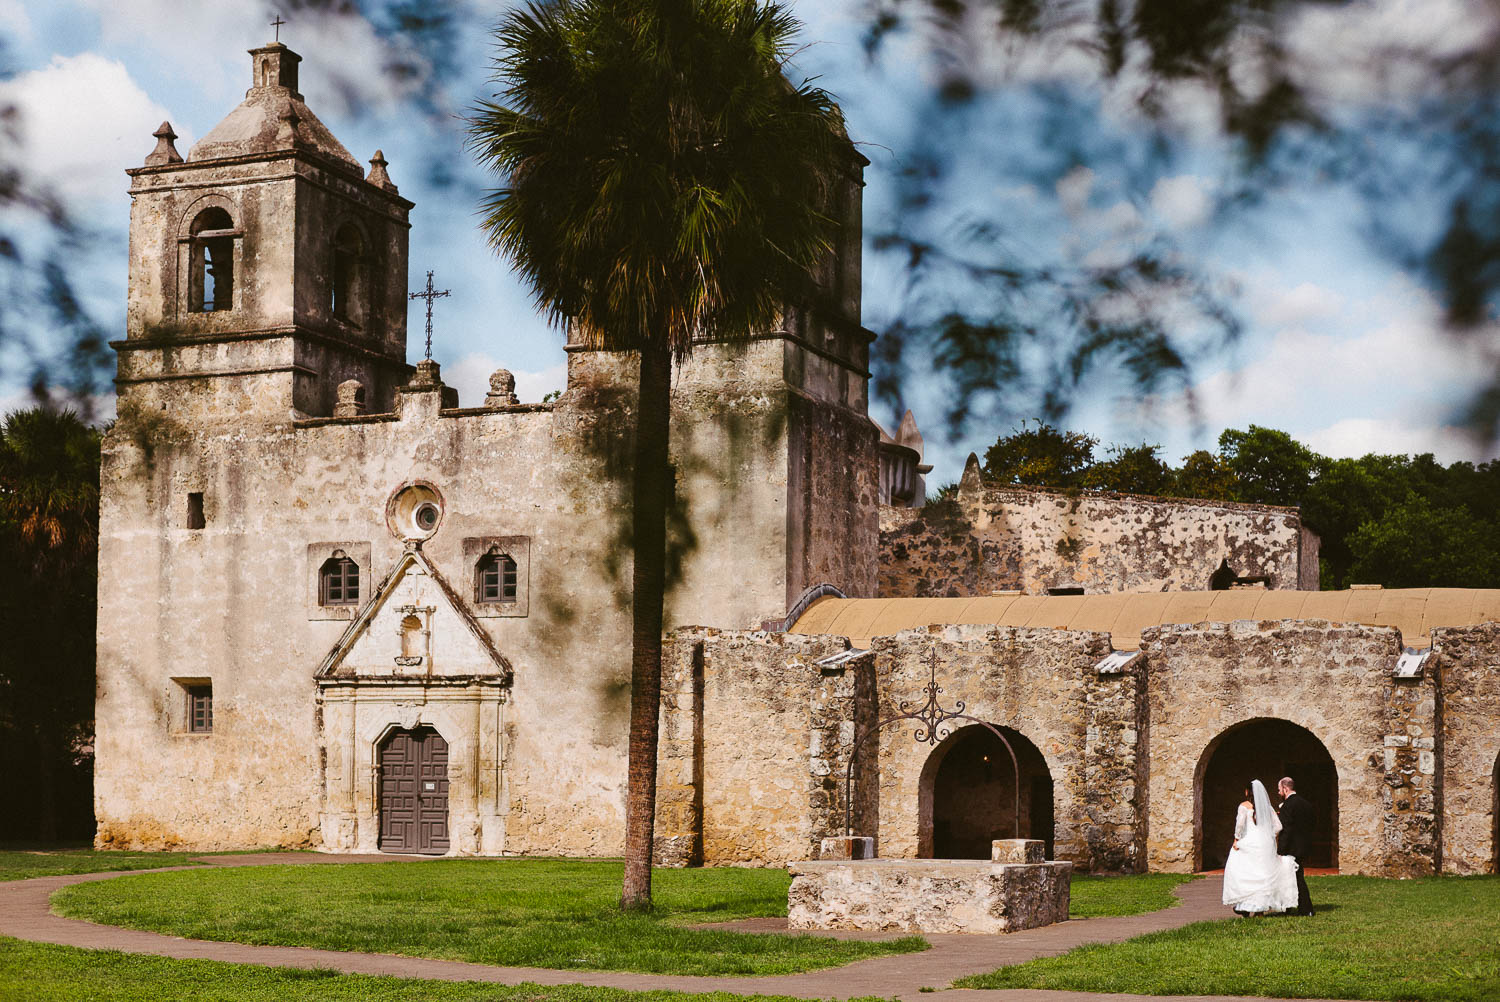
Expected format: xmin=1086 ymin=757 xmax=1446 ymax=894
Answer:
xmin=1150 ymin=175 xmax=1213 ymax=230
xmin=1255 ymin=281 xmax=1345 ymax=329
xmin=1055 ymin=166 xmax=1095 ymax=217
xmin=76 ymin=0 xmax=434 ymax=120
xmin=445 ymin=353 xmax=566 ymax=409
xmin=1302 ymin=417 xmax=1490 ymax=463
xmin=0 ymin=53 xmax=183 ymax=207
xmin=1132 ymin=274 xmax=1500 ymax=464
xmin=1286 ymin=0 xmax=1490 ymax=107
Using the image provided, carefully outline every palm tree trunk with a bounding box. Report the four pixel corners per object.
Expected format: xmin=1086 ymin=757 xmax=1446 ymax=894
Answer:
xmin=621 ymin=341 xmax=673 ymax=910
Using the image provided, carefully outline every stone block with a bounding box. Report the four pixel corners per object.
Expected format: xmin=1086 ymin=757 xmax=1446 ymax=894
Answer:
xmin=992 ymin=838 xmax=1045 ymax=863
xmin=819 ymin=835 xmax=875 ymax=860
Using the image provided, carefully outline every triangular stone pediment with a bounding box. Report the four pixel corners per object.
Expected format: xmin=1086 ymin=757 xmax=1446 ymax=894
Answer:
xmin=317 ymin=547 xmax=513 ymax=683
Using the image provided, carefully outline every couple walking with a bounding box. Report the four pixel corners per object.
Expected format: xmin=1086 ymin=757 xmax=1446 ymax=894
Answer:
xmin=1221 ymin=777 xmax=1315 ymax=917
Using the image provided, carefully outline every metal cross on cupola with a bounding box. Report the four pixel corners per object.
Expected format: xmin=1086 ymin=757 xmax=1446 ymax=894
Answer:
xmin=409 ymin=271 xmax=451 ymax=361
xmin=271 ymin=15 xmax=286 ymax=42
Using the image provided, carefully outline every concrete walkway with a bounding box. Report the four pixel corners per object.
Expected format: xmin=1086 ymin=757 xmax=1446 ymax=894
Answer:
xmin=0 ymin=854 xmax=1343 ymax=1002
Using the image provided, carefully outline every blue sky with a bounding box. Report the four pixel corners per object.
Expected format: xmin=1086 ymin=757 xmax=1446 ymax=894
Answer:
xmin=3 ymin=0 xmax=1496 ymax=485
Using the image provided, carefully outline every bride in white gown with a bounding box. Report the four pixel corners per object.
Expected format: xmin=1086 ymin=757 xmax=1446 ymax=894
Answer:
xmin=1221 ymin=779 xmax=1300 ymax=914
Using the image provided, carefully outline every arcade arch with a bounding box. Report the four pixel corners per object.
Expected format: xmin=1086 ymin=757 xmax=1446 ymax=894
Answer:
xmin=919 ymin=723 xmax=1053 ymax=859
xmin=1196 ymin=718 xmax=1338 ymax=871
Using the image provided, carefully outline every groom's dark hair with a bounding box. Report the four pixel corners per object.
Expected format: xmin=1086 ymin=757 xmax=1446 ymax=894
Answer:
xmin=1279 ymin=776 xmax=1296 ymax=791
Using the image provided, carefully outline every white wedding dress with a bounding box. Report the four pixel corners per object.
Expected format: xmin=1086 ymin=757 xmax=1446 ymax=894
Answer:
xmin=1221 ymin=780 xmax=1300 ymax=914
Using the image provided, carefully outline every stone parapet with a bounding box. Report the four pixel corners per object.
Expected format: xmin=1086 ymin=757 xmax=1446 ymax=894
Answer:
xmin=787 ymin=858 xmax=1072 ymax=933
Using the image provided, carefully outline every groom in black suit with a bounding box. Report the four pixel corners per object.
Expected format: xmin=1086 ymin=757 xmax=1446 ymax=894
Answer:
xmin=1277 ymin=776 xmax=1315 ymax=916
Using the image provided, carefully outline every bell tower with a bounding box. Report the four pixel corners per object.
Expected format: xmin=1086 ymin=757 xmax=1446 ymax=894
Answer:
xmin=118 ymin=41 xmax=413 ymax=422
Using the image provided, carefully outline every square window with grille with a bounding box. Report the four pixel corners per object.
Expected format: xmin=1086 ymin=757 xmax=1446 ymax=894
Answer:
xmin=187 ymin=684 xmax=213 ymax=733
xmin=477 ymin=551 xmax=517 ymax=603
xmin=320 ymin=554 xmax=361 ymax=606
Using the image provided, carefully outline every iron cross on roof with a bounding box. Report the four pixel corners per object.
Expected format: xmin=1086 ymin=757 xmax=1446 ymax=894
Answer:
xmin=271 ymin=15 xmax=286 ymax=42
xmin=409 ymin=271 xmax=451 ymax=361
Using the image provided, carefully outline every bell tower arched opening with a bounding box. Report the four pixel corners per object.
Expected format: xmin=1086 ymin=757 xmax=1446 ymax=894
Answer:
xmin=918 ymin=723 xmax=1053 ymax=859
xmin=1196 ymin=718 xmax=1338 ymax=871
xmin=189 ymin=207 xmax=236 ymax=313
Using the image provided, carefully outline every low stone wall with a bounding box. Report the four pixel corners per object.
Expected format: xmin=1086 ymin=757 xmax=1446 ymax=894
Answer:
xmin=787 ymin=858 xmax=1072 ymax=933
xmin=661 ymin=620 xmax=1498 ymax=876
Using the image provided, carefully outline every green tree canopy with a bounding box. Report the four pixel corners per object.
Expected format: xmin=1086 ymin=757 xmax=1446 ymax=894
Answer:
xmin=982 ymin=421 xmax=1098 ymax=488
xmin=1347 ymin=494 xmax=1500 ymax=589
xmin=1217 ymin=426 xmax=1318 ymax=508
xmin=0 ymin=407 xmax=101 ymax=841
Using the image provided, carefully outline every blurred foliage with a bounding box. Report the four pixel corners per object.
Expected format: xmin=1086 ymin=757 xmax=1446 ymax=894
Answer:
xmin=0 ymin=44 xmax=111 ymax=414
xmin=859 ymin=0 xmax=1500 ymax=442
xmin=0 ymin=408 xmax=101 ymax=841
xmin=979 ymin=419 xmax=1500 ymax=588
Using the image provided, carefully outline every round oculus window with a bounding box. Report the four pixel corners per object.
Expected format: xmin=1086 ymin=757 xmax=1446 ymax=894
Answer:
xmin=386 ymin=482 xmax=445 ymax=542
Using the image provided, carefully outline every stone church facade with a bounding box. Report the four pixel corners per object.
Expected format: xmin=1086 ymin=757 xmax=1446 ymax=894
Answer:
xmin=96 ymin=43 xmax=1500 ymax=877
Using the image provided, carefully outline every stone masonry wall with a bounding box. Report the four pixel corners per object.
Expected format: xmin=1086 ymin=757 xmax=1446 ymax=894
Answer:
xmin=880 ymin=484 xmax=1308 ymax=598
xmin=1436 ymin=624 xmax=1500 ymax=874
xmin=693 ymin=632 xmax=865 ymax=865
xmin=1142 ymin=620 xmax=1436 ymax=877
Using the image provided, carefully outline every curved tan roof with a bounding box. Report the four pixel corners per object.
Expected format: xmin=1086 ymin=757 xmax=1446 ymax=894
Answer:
xmin=788 ymin=588 xmax=1500 ymax=651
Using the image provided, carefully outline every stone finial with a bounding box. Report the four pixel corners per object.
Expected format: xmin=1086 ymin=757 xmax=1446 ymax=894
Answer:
xmin=334 ymin=379 xmax=367 ymax=418
xmin=367 ymin=150 xmax=399 ymax=194
xmin=408 ymin=358 xmax=443 ymax=390
xmin=276 ymin=107 xmax=302 ymax=147
xmin=484 ymin=368 xmax=519 ymax=407
xmin=958 ymin=452 xmax=984 ymax=498
xmin=897 ymin=409 xmax=924 ymax=454
xmin=145 ymin=121 xmax=183 ymax=167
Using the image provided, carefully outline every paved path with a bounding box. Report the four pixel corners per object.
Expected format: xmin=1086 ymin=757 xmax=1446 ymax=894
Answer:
xmin=0 ymin=854 xmax=1342 ymax=1002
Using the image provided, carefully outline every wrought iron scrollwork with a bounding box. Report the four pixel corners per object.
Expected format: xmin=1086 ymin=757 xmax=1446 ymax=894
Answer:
xmin=844 ymin=645 xmax=1021 ymax=841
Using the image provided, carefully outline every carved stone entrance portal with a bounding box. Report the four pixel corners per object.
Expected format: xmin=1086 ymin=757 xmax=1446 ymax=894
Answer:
xmin=379 ymin=726 xmax=450 ymax=854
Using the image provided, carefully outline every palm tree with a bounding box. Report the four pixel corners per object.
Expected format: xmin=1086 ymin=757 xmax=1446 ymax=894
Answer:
xmin=469 ymin=0 xmax=848 ymax=908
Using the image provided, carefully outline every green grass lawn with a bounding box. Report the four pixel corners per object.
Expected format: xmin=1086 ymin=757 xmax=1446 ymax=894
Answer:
xmin=0 ymin=848 xmax=210 ymax=882
xmin=0 ymin=846 xmax=304 ymax=882
xmin=52 ymin=859 xmax=926 ymax=976
xmin=0 ymin=937 xmax=892 ymax=1002
xmin=959 ymin=875 xmax=1500 ymax=1002
xmin=1068 ymin=873 xmax=1197 ymax=918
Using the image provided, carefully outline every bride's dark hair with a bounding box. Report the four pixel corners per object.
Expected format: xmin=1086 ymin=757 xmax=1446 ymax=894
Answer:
xmin=1244 ymin=784 xmax=1256 ymax=823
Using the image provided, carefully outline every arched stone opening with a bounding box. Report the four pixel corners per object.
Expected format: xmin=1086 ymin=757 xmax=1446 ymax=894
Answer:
xmin=918 ymin=724 xmax=1053 ymax=859
xmin=1195 ymin=718 xmax=1338 ymax=871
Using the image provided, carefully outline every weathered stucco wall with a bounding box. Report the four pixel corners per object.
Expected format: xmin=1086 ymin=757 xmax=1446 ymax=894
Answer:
xmin=880 ymin=484 xmax=1310 ymax=598
xmin=1141 ymin=620 xmax=1437 ymax=877
xmin=1437 ymin=625 xmax=1500 ymax=874
xmin=97 ymin=324 xmax=875 ymax=855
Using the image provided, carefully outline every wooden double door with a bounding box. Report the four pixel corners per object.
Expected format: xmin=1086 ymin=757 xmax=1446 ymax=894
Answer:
xmin=378 ymin=727 xmax=450 ymax=854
